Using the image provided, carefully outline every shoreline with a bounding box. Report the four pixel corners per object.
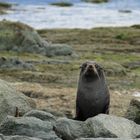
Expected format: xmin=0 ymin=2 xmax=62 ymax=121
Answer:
xmin=37 ymin=24 xmax=139 ymax=30
xmin=0 ymin=0 xmax=140 ymax=29
xmin=0 ymin=2 xmax=12 ymax=14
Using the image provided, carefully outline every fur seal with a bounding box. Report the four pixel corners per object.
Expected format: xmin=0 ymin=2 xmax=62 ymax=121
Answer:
xmin=75 ymin=61 xmax=110 ymax=121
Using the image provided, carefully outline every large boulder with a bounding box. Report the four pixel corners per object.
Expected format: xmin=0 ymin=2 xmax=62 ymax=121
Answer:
xmin=0 ymin=20 xmax=74 ymax=57
xmin=41 ymin=108 xmax=66 ymax=118
xmin=24 ymin=110 xmax=56 ymax=125
xmin=125 ymin=99 xmax=140 ymax=124
xmin=0 ymin=116 xmax=61 ymax=140
xmin=76 ymin=138 xmax=140 ymax=140
xmin=55 ymin=114 xmax=140 ymax=140
xmin=54 ymin=118 xmax=91 ymax=140
xmin=0 ymin=79 xmax=36 ymax=123
xmin=86 ymin=114 xmax=140 ymax=138
xmin=4 ymin=135 xmax=42 ymax=140
xmin=0 ymin=57 xmax=34 ymax=70
xmin=0 ymin=133 xmax=42 ymax=140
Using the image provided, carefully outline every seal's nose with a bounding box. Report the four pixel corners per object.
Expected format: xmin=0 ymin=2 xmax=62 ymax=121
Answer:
xmin=88 ymin=65 xmax=93 ymax=69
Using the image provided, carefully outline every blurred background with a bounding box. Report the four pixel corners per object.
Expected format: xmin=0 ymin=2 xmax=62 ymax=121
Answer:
xmin=0 ymin=0 xmax=140 ymax=118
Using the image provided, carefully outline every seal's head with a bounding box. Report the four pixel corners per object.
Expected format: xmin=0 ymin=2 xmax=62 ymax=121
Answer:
xmin=80 ymin=61 xmax=103 ymax=80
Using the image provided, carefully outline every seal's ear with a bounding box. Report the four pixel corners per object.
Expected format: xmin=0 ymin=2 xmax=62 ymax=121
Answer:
xmin=80 ymin=63 xmax=87 ymax=69
xmin=95 ymin=64 xmax=104 ymax=71
xmin=99 ymin=65 xmax=104 ymax=70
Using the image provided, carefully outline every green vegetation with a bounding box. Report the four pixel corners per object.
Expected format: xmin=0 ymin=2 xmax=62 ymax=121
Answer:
xmin=0 ymin=20 xmax=74 ymax=57
xmin=0 ymin=23 xmax=139 ymax=90
xmin=50 ymin=1 xmax=73 ymax=7
xmin=0 ymin=21 xmax=140 ymax=117
xmin=37 ymin=27 xmax=140 ymax=89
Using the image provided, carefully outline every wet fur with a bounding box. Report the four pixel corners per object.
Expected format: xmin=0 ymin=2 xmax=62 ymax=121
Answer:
xmin=75 ymin=61 xmax=110 ymax=121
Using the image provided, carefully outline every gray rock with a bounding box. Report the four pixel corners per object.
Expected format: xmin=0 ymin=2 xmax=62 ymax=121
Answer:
xmin=45 ymin=44 xmax=73 ymax=57
xmin=24 ymin=110 xmax=56 ymax=124
xmin=54 ymin=118 xmax=91 ymax=140
xmin=5 ymin=135 xmax=42 ymax=140
xmin=123 ymin=61 xmax=140 ymax=69
xmin=41 ymin=108 xmax=66 ymax=118
xmin=76 ymin=138 xmax=140 ymax=140
xmin=0 ymin=134 xmax=5 ymax=140
xmin=54 ymin=115 xmax=140 ymax=140
xmin=0 ymin=116 xmax=61 ymax=140
xmin=0 ymin=20 xmax=75 ymax=57
xmin=0 ymin=133 xmax=42 ymax=140
xmin=0 ymin=79 xmax=36 ymax=123
xmin=86 ymin=114 xmax=140 ymax=138
xmin=0 ymin=57 xmax=34 ymax=70
xmin=125 ymin=99 xmax=140 ymax=124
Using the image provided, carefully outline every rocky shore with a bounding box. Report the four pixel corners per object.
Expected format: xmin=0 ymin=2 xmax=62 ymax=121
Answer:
xmin=0 ymin=78 xmax=140 ymax=140
xmin=0 ymin=20 xmax=139 ymax=139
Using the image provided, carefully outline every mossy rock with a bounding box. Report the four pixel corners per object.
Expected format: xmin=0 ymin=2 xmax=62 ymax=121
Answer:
xmin=125 ymin=99 xmax=140 ymax=124
xmin=0 ymin=57 xmax=34 ymax=70
xmin=101 ymin=62 xmax=127 ymax=76
xmin=82 ymin=0 xmax=108 ymax=3
xmin=45 ymin=44 xmax=73 ymax=57
xmin=0 ymin=20 xmax=74 ymax=57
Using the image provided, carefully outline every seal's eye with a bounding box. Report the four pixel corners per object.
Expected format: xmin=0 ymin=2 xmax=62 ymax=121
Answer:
xmin=80 ymin=63 xmax=87 ymax=69
xmin=82 ymin=63 xmax=88 ymax=69
xmin=95 ymin=64 xmax=104 ymax=70
xmin=95 ymin=64 xmax=99 ymax=69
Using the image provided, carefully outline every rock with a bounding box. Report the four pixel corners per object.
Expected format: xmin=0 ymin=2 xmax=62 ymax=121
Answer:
xmin=118 ymin=10 xmax=132 ymax=13
xmin=0 ymin=57 xmax=34 ymax=70
xmin=0 ymin=20 xmax=48 ymax=55
xmin=86 ymin=114 xmax=140 ymax=138
xmin=41 ymin=108 xmax=66 ymax=118
xmin=125 ymin=99 xmax=140 ymax=124
xmin=5 ymin=135 xmax=42 ymax=140
xmin=76 ymin=138 xmax=140 ymax=140
xmin=54 ymin=114 xmax=140 ymax=140
xmin=123 ymin=61 xmax=140 ymax=69
xmin=0 ymin=134 xmax=5 ymax=140
xmin=0 ymin=133 xmax=42 ymax=140
xmin=0 ymin=79 xmax=36 ymax=123
xmin=54 ymin=118 xmax=91 ymax=140
xmin=0 ymin=116 xmax=61 ymax=140
xmin=0 ymin=20 xmax=74 ymax=57
xmin=102 ymin=62 xmax=126 ymax=76
xmin=82 ymin=0 xmax=108 ymax=3
xmin=24 ymin=110 xmax=56 ymax=124
xmin=45 ymin=44 xmax=73 ymax=57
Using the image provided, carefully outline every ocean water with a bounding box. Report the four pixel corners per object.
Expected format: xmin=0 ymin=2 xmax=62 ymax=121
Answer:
xmin=0 ymin=0 xmax=140 ymax=29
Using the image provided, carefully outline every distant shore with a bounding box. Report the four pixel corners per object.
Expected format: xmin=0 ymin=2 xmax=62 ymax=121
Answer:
xmin=0 ymin=0 xmax=140 ymax=29
xmin=0 ymin=2 xmax=12 ymax=14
